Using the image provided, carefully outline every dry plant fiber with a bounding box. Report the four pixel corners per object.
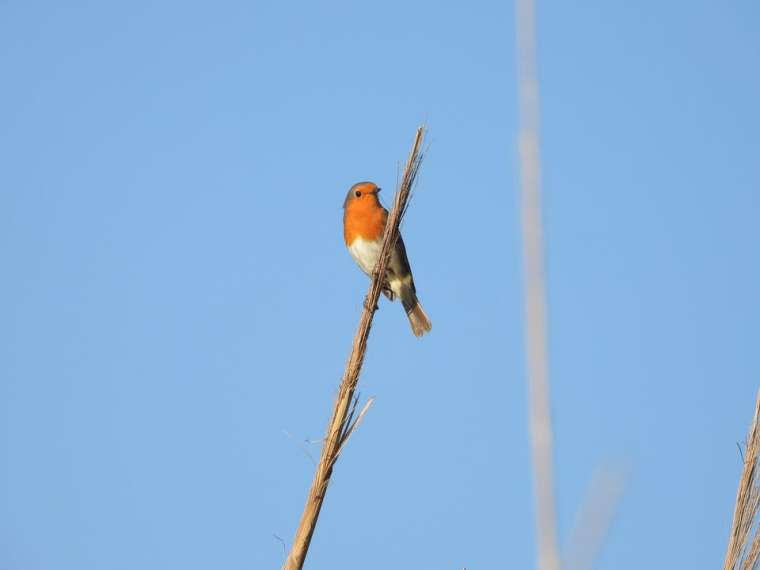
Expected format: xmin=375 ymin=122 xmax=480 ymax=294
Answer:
xmin=281 ymin=127 xmax=426 ymax=570
xmin=723 ymin=390 xmax=760 ymax=570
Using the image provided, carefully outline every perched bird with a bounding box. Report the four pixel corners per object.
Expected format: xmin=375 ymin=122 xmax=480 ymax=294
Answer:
xmin=343 ymin=181 xmax=432 ymax=337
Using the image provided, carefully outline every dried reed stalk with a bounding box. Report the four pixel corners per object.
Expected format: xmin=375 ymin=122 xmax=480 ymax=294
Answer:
xmin=281 ymin=127 xmax=426 ymax=570
xmin=723 ymin=390 xmax=760 ymax=570
xmin=515 ymin=0 xmax=560 ymax=568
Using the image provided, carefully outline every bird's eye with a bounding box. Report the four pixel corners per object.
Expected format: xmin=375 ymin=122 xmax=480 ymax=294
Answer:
xmin=355 ymin=191 xmax=361 ymax=197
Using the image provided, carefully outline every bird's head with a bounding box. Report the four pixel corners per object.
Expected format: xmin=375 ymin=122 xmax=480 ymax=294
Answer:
xmin=343 ymin=181 xmax=381 ymax=209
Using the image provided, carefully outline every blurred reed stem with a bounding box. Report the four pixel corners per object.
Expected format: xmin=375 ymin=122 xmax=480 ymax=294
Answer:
xmin=515 ymin=0 xmax=560 ymax=567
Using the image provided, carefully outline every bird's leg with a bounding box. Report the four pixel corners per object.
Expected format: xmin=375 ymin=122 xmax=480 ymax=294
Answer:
xmin=364 ymin=295 xmax=379 ymax=312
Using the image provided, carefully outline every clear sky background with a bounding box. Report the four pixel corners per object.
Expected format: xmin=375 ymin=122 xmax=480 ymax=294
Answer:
xmin=1 ymin=1 xmax=758 ymax=569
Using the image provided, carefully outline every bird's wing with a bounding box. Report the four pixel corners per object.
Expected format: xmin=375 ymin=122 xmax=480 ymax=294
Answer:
xmin=390 ymin=234 xmax=416 ymax=294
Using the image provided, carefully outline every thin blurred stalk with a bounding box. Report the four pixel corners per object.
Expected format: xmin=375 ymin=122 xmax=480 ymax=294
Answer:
xmin=281 ymin=127 xmax=425 ymax=570
xmin=515 ymin=0 xmax=560 ymax=568
xmin=563 ymin=464 xmax=627 ymax=570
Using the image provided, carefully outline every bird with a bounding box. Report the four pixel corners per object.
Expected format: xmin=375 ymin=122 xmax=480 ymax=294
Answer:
xmin=343 ymin=181 xmax=432 ymax=337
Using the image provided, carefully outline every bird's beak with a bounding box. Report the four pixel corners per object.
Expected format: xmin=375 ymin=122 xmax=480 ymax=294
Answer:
xmin=375 ymin=187 xmax=382 ymax=194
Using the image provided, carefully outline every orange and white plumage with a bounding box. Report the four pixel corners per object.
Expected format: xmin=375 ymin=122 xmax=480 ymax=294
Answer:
xmin=343 ymin=181 xmax=431 ymax=337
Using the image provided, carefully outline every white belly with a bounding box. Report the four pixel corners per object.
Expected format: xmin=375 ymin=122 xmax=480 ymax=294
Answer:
xmin=348 ymin=237 xmax=411 ymax=302
xmin=348 ymin=237 xmax=382 ymax=276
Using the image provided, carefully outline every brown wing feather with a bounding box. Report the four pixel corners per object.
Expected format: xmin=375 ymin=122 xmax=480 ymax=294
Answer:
xmin=390 ymin=234 xmax=416 ymax=294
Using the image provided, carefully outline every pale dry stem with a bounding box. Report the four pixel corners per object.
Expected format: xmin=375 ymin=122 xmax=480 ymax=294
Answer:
xmin=516 ymin=0 xmax=560 ymax=566
xmin=281 ymin=127 xmax=426 ymax=570
xmin=724 ymin=391 xmax=760 ymax=570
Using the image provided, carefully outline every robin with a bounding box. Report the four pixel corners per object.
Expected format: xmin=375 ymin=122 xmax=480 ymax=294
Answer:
xmin=343 ymin=181 xmax=432 ymax=337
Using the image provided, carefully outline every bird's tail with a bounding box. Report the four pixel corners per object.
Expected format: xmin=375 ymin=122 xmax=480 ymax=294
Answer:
xmin=401 ymin=291 xmax=432 ymax=337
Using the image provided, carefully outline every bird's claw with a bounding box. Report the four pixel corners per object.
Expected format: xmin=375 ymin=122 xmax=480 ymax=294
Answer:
xmin=364 ymin=295 xmax=378 ymax=312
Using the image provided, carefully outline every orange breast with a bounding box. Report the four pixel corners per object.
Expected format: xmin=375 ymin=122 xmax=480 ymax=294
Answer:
xmin=344 ymin=199 xmax=387 ymax=245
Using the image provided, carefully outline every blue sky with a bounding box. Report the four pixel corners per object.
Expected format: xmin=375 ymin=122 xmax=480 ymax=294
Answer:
xmin=1 ymin=1 xmax=758 ymax=568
